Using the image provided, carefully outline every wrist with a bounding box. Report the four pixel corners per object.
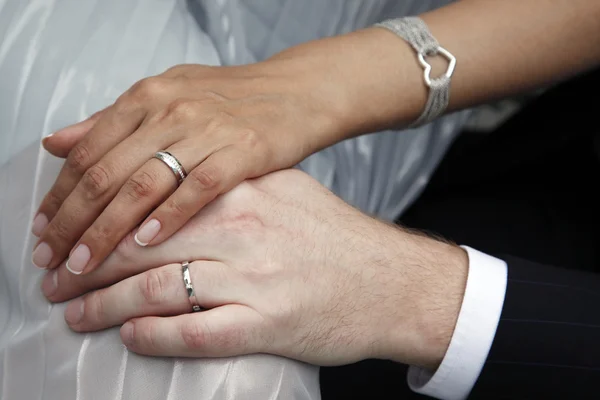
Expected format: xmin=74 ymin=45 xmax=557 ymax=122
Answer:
xmin=373 ymin=228 xmax=468 ymax=370
xmin=266 ymin=28 xmax=427 ymax=142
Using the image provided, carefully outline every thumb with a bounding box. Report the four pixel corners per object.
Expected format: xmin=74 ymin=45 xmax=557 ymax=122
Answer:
xmin=42 ymin=109 xmax=106 ymax=158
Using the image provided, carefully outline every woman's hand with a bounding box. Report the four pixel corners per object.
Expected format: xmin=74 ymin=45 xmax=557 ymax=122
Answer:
xmin=31 ymin=60 xmax=352 ymax=274
xmin=31 ymin=24 xmax=434 ymax=275
xmin=42 ymin=169 xmax=468 ymax=369
xmin=31 ymin=0 xmax=600 ymax=279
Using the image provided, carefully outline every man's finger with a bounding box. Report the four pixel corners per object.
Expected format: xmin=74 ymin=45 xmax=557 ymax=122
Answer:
xmin=120 ymin=305 xmax=264 ymax=358
xmin=62 ymin=261 xmax=236 ymax=332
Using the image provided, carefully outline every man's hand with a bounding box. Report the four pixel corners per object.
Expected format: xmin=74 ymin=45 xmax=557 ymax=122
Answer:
xmin=43 ymin=170 xmax=468 ymax=369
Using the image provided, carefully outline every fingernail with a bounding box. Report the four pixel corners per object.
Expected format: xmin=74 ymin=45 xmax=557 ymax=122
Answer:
xmin=32 ymin=242 xmax=53 ymax=269
xmin=31 ymin=213 xmax=48 ymax=237
xmin=134 ymin=219 xmax=161 ymax=247
xmin=41 ymin=269 xmax=58 ymax=298
xmin=121 ymin=322 xmax=134 ymax=346
xmin=65 ymin=298 xmax=84 ymax=325
xmin=41 ymin=130 xmax=54 ymax=141
xmin=66 ymin=244 xmax=90 ymax=275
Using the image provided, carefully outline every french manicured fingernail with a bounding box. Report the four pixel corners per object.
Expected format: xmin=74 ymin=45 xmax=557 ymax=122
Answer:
xmin=121 ymin=322 xmax=134 ymax=346
xmin=65 ymin=298 xmax=84 ymax=325
xmin=41 ymin=132 xmax=53 ymax=141
xmin=41 ymin=269 xmax=58 ymax=298
xmin=66 ymin=244 xmax=90 ymax=275
xmin=134 ymin=219 xmax=161 ymax=246
xmin=31 ymin=213 xmax=48 ymax=237
xmin=32 ymin=242 xmax=53 ymax=269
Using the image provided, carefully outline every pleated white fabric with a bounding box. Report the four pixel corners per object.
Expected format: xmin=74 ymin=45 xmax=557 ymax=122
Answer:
xmin=0 ymin=1 xmax=466 ymax=399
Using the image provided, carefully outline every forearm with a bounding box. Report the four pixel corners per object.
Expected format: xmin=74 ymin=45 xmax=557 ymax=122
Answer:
xmin=422 ymin=0 xmax=600 ymax=111
xmin=267 ymin=0 xmax=600 ymax=144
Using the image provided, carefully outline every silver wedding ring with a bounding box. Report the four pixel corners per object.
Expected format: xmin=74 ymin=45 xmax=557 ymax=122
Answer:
xmin=154 ymin=151 xmax=187 ymax=185
xmin=182 ymin=261 xmax=203 ymax=312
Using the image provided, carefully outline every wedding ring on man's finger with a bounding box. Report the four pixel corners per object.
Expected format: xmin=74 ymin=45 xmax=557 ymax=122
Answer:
xmin=154 ymin=151 xmax=187 ymax=185
xmin=181 ymin=261 xmax=203 ymax=312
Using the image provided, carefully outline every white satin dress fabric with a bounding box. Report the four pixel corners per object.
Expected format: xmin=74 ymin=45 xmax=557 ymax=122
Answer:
xmin=0 ymin=1 xmax=467 ymax=399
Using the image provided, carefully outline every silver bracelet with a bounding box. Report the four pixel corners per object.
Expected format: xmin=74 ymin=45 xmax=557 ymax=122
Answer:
xmin=375 ymin=17 xmax=456 ymax=127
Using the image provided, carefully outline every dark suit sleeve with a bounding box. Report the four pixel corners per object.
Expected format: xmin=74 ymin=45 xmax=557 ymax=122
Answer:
xmin=469 ymin=255 xmax=600 ymax=399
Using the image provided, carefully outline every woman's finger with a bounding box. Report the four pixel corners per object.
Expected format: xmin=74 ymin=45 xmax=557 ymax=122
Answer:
xmin=32 ymin=75 xmax=176 ymax=243
xmin=135 ymin=144 xmax=258 ymax=247
xmin=121 ymin=305 xmax=264 ymax=358
xmin=63 ymin=261 xmax=237 ymax=332
xmin=42 ymin=108 xmax=107 ymax=158
xmin=61 ymin=135 xmax=223 ymax=275
xmin=32 ymin=98 xmax=147 ymax=247
xmin=32 ymin=115 xmax=174 ymax=270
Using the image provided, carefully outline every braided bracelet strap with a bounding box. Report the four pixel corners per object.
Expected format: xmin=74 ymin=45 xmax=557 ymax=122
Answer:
xmin=374 ymin=17 xmax=456 ymax=127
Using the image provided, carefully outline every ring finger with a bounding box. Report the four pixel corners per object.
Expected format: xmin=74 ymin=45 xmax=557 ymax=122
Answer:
xmin=64 ymin=260 xmax=238 ymax=332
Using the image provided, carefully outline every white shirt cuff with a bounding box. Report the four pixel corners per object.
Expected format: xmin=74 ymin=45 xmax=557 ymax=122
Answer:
xmin=407 ymin=246 xmax=508 ymax=400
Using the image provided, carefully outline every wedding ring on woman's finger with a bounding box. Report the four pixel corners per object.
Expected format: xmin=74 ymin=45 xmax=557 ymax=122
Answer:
xmin=153 ymin=151 xmax=187 ymax=185
xmin=181 ymin=261 xmax=204 ymax=312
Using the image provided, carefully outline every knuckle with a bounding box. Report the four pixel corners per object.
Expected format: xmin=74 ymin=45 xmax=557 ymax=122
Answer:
xmin=180 ymin=320 xmax=208 ymax=350
xmin=221 ymin=182 xmax=259 ymax=211
xmin=81 ymin=164 xmax=113 ymax=200
xmin=238 ymin=128 xmax=260 ymax=149
xmin=43 ymin=190 xmax=64 ymax=213
xmin=87 ymin=222 xmax=113 ymax=244
xmin=48 ymin=216 xmax=73 ymax=243
xmin=139 ymin=269 xmax=166 ymax=305
xmin=164 ymin=198 xmax=188 ymax=219
xmin=166 ymin=99 xmax=200 ymax=122
xmin=138 ymin=320 xmax=159 ymax=350
xmin=129 ymin=77 xmax=168 ymax=101
xmin=113 ymin=93 xmax=139 ymax=115
xmin=67 ymin=144 xmax=92 ymax=174
xmin=124 ymin=171 xmax=159 ymax=202
xmin=189 ymin=165 xmax=222 ymax=191
xmin=86 ymin=291 xmax=107 ymax=324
